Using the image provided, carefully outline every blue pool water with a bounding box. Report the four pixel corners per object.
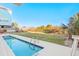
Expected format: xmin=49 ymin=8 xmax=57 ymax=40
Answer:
xmin=3 ymin=36 xmax=43 ymax=56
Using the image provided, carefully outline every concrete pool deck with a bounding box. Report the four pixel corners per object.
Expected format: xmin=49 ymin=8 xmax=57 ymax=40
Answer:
xmin=0 ymin=35 xmax=14 ymax=56
xmin=0 ymin=34 xmax=79 ymax=56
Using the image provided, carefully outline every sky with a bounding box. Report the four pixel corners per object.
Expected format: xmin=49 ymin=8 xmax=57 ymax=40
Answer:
xmin=0 ymin=3 xmax=79 ymax=27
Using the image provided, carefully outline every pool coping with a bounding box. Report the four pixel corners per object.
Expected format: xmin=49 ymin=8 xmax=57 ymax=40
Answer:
xmin=1 ymin=33 xmax=74 ymax=56
xmin=0 ymin=35 xmax=15 ymax=56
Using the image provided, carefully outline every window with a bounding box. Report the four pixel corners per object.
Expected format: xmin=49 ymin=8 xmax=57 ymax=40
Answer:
xmin=1 ymin=26 xmax=4 ymax=28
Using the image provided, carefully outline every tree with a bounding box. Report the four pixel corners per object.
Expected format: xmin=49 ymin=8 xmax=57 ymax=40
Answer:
xmin=68 ymin=13 xmax=79 ymax=35
xmin=12 ymin=21 xmax=20 ymax=32
xmin=61 ymin=24 xmax=68 ymax=34
xmin=61 ymin=13 xmax=79 ymax=41
xmin=36 ymin=25 xmax=45 ymax=32
xmin=61 ymin=24 xmax=68 ymax=29
xmin=44 ymin=24 xmax=53 ymax=33
xmin=46 ymin=24 xmax=52 ymax=29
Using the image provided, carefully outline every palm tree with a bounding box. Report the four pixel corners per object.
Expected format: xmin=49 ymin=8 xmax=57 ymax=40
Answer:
xmin=61 ymin=22 xmax=73 ymax=40
xmin=62 ymin=13 xmax=79 ymax=40
xmin=68 ymin=13 xmax=79 ymax=35
xmin=74 ymin=13 xmax=79 ymax=35
xmin=68 ymin=17 xmax=76 ymax=35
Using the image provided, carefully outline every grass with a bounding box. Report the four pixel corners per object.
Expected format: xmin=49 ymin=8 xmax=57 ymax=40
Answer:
xmin=11 ymin=32 xmax=65 ymax=45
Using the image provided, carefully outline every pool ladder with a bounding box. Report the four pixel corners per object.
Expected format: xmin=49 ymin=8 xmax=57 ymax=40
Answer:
xmin=29 ymin=38 xmax=39 ymax=50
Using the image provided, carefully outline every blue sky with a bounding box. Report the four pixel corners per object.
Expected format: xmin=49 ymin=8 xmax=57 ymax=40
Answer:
xmin=0 ymin=3 xmax=79 ymax=27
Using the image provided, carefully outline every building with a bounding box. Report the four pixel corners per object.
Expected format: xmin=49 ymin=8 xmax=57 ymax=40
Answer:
xmin=0 ymin=6 xmax=17 ymax=32
xmin=0 ymin=18 xmax=13 ymax=32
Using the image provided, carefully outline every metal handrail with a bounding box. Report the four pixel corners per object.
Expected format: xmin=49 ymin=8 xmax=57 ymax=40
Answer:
xmin=29 ymin=38 xmax=37 ymax=50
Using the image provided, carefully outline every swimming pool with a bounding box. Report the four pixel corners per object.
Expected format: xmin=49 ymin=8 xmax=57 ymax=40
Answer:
xmin=3 ymin=36 xmax=43 ymax=56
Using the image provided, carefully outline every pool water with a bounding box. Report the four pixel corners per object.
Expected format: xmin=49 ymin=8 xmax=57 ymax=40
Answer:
xmin=3 ymin=36 xmax=43 ymax=56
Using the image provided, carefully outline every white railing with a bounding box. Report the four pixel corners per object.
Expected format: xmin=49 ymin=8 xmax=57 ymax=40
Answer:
xmin=71 ymin=35 xmax=79 ymax=56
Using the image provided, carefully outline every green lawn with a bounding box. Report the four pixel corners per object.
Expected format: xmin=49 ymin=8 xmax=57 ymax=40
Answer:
xmin=11 ymin=32 xmax=65 ymax=45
